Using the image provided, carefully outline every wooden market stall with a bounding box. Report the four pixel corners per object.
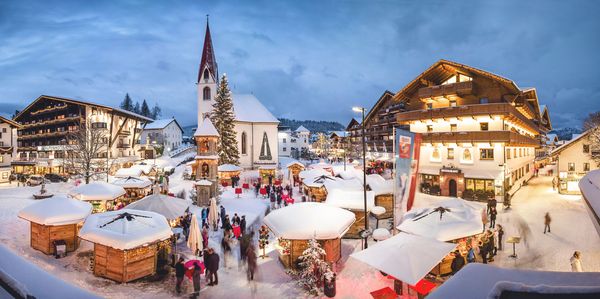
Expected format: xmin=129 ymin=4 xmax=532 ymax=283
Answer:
xmin=218 ymin=164 xmax=243 ymax=186
xmin=79 ymin=209 xmax=173 ymax=283
xmin=111 ymin=176 xmax=152 ymax=202
xmin=299 ymin=168 xmax=334 ymax=202
xmin=126 ymin=193 xmax=190 ymax=224
xmin=286 ymin=161 xmax=305 ymax=186
xmin=18 ymin=195 xmax=92 ymax=255
xmin=325 ymin=188 xmax=375 ymax=239
xmin=366 ymin=174 xmax=394 ymax=219
xmin=258 ymin=165 xmax=278 ymax=185
xmin=263 ymin=203 xmax=355 ymax=269
xmin=70 ymin=181 xmax=127 ymax=213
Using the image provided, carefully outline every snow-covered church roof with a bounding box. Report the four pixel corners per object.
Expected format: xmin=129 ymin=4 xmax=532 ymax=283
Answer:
xmin=194 ymin=118 xmax=219 ymax=137
xmin=232 ymin=94 xmax=279 ymax=123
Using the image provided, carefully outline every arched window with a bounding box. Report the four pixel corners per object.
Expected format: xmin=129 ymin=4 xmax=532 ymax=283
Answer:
xmin=203 ymin=87 xmax=211 ymax=101
xmin=201 ymin=162 xmax=209 ymax=178
xmin=203 ymin=69 xmax=210 ymax=81
xmin=241 ymin=132 xmax=247 ymax=155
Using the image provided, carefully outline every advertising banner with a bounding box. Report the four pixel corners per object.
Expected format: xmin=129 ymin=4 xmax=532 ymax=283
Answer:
xmin=393 ymin=128 xmax=421 ymax=228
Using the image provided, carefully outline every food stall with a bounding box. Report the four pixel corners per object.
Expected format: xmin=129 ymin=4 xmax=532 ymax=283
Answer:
xmin=325 ymin=188 xmax=375 ymax=239
xmin=69 ymin=181 xmax=126 ymax=213
xmin=258 ymin=165 xmax=278 ymax=185
xmin=126 ymin=193 xmax=190 ymax=225
xmin=286 ymin=161 xmax=305 ymax=186
xmin=111 ymin=176 xmax=152 ymax=202
xmin=366 ymin=174 xmax=394 ymax=219
xmin=218 ymin=164 xmax=243 ymax=186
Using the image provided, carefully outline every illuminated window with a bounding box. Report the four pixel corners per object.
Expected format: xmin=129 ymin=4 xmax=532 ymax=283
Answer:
xmin=450 ymin=124 xmax=457 ymax=132
xmin=447 ymin=148 xmax=454 ymax=159
xmin=462 ymin=148 xmax=472 ymax=162
xmin=426 ymin=103 xmax=433 ymax=110
xmin=480 ymin=148 xmax=494 ymax=160
xmin=568 ymin=163 xmax=575 ymax=172
xmin=584 ymin=163 xmax=590 ymax=172
xmin=480 ymin=122 xmax=488 ymax=131
xmin=427 ymin=125 xmax=433 ymax=132
xmin=449 ymin=100 xmax=457 ymax=107
xmin=506 ymin=149 xmax=511 ymax=159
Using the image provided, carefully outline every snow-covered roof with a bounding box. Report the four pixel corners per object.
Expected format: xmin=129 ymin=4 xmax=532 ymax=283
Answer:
xmin=579 ymin=170 xmax=600 ymax=236
xmin=325 ymin=188 xmax=375 ymax=211
xmin=351 ymin=232 xmax=457 ymax=286
xmin=218 ymin=164 xmax=243 ymax=172
xmin=429 ymin=264 xmax=600 ymax=299
xmin=194 ymin=179 xmax=213 ymax=186
xmin=114 ymin=167 xmax=144 ymax=178
xmin=0 ymin=244 xmax=101 ymax=299
xmin=308 ymin=160 xmax=333 ymax=171
xmin=131 ymin=163 xmax=155 ymax=175
xmin=69 ymin=181 xmax=126 ymax=202
xmin=126 ymin=194 xmax=190 ymax=220
xmin=551 ymin=129 xmax=590 ymax=156
xmin=263 ymin=203 xmax=355 ymax=240
xmin=285 ymin=161 xmax=305 ymax=169
xmin=366 ymin=174 xmax=394 ymax=195
xmin=79 ymin=209 xmax=173 ymax=250
xmin=232 ymin=94 xmax=279 ymax=123
xmin=143 ymin=118 xmax=183 ymax=133
xmin=299 ymin=168 xmax=329 ymax=180
xmin=398 ymin=198 xmax=483 ymax=241
xmin=195 ymin=155 xmax=219 ymax=160
xmin=194 ymin=118 xmax=219 ymax=137
xmin=295 ymin=125 xmax=310 ymax=133
xmin=258 ymin=165 xmax=277 ymax=170
xmin=18 ymin=195 xmax=92 ymax=225
xmin=323 ymin=177 xmax=363 ymax=192
xmin=330 ymin=131 xmax=348 ymax=138
xmin=111 ymin=176 xmax=152 ymax=189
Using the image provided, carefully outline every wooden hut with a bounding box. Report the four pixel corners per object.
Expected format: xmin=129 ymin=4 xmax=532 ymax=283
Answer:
xmin=18 ymin=195 xmax=92 ymax=255
xmin=218 ymin=164 xmax=243 ymax=185
xmin=286 ymin=161 xmax=305 ymax=186
xmin=366 ymin=174 xmax=394 ymax=219
xmin=111 ymin=176 xmax=152 ymax=202
xmin=258 ymin=165 xmax=277 ymax=185
xmin=70 ymin=181 xmax=126 ymax=213
xmin=79 ymin=209 xmax=173 ymax=283
xmin=299 ymin=169 xmax=334 ymax=202
xmin=264 ymin=203 xmax=355 ymax=269
xmin=325 ymin=188 xmax=375 ymax=239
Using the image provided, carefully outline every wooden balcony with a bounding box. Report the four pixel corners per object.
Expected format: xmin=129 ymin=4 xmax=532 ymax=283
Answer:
xmin=29 ymin=104 xmax=69 ymax=116
xmin=420 ymin=131 xmax=539 ymax=147
xmin=18 ymin=131 xmax=70 ymax=140
xmin=118 ymin=130 xmax=131 ymax=136
xmin=397 ymin=103 xmax=540 ymax=133
xmin=21 ymin=115 xmax=81 ymax=128
xmin=418 ymin=81 xmax=473 ymax=98
xmin=116 ymin=143 xmax=130 ymax=149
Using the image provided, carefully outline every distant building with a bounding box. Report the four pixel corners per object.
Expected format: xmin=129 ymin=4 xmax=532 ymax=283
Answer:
xmin=12 ymin=95 xmax=151 ymax=174
xmin=551 ymin=129 xmax=598 ymax=194
xmin=278 ymin=125 xmax=311 ymax=159
xmin=140 ymin=118 xmax=184 ymax=154
xmin=329 ymin=131 xmax=350 ymax=159
xmin=0 ymin=116 xmax=20 ymax=183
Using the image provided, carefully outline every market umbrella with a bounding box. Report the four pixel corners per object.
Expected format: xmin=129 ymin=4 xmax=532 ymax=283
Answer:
xmin=187 ymin=214 xmax=203 ymax=255
xmin=125 ymin=194 xmax=190 ymax=220
xmin=184 ymin=260 xmax=205 ymax=280
xmin=208 ymin=197 xmax=219 ymax=231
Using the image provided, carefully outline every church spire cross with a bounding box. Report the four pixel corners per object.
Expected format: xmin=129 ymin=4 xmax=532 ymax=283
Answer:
xmin=198 ymin=16 xmax=218 ymax=84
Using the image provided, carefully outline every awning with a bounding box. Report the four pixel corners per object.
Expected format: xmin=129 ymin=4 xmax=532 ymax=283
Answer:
xmin=351 ymin=232 xmax=456 ymax=285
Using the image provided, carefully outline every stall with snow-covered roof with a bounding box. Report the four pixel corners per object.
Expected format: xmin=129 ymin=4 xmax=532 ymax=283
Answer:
xmin=308 ymin=160 xmax=334 ymax=175
xmin=18 ymin=195 xmax=92 ymax=255
xmin=286 ymin=161 xmax=305 ymax=186
xmin=299 ymin=168 xmax=333 ymax=202
xmin=263 ymin=203 xmax=355 ymax=269
xmin=366 ymin=174 xmax=394 ymax=219
xmin=126 ymin=193 xmax=190 ymax=225
xmin=70 ymin=181 xmax=127 ymax=213
xmin=218 ymin=164 xmax=242 ymax=186
xmin=325 ymin=188 xmax=375 ymax=238
xmin=258 ymin=165 xmax=278 ymax=185
xmin=79 ymin=209 xmax=173 ymax=283
xmin=111 ymin=176 xmax=152 ymax=201
xmin=397 ymin=198 xmax=484 ymax=276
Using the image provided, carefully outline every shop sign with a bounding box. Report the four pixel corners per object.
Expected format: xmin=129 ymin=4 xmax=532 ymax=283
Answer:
xmin=440 ymin=167 xmax=461 ymax=174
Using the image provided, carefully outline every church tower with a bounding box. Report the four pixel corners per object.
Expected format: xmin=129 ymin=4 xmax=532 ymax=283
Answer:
xmin=197 ymin=17 xmax=219 ymax=125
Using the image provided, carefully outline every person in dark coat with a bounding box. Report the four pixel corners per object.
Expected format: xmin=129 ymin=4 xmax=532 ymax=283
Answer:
xmin=265 ymin=184 xmax=271 ymax=196
xmin=254 ymin=182 xmax=260 ymax=197
xmin=486 ymin=230 xmax=495 ymax=261
xmin=489 ymin=207 xmax=497 ymax=228
xmin=240 ymin=215 xmax=246 ymax=235
xmin=232 ymin=213 xmax=241 ymax=226
xmin=207 ymin=248 xmax=220 ymax=286
xmin=544 ymin=212 xmax=552 ymax=234
xmin=479 ymin=240 xmax=488 ymax=264
xmin=175 ymin=257 xmax=186 ymax=294
xmin=239 ymin=233 xmax=250 ymax=267
xmin=220 ymin=205 xmax=226 ymax=228
xmin=450 ymin=250 xmax=465 ymax=275
xmin=268 ymin=174 xmax=273 ymax=185
xmin=496 ymin=224 xmax=504 ymax=251
xmin=202 ymin=248 xmax=210 ymax=279
xmin=246 ymin=244 xmax=258 ymax=280
xmin=487 ymin=198 xmax=497 ymax=215
xmin=276 ymin=192 xmax=282 ymax=208
xmin=192 ymin=263 xmax=201 ymax=298
xmin=223 ymin=215 xmax=232 ymax=231
xmin=269 ymin=192 xmax=276 ymax=210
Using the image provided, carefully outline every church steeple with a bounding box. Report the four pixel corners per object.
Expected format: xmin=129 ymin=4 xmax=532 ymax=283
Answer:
xmin=198 ymin=16 xmax=218 ymax=84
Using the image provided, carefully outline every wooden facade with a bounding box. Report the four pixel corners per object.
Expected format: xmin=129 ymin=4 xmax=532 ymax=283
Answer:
xmin=374 ymin=193 xmax=394 ymax=219
xmin=343 ymin=209 xmax=367 ymax=239
xmin=30 ymin=222 xmax=79 ymax=255
xmin=93 ymin=243 xmax=162 ymax=283
xmin=278 ymin=238 xmax=342 ymax=269
xmin=303 ymin=184 xmax=328 ymax=202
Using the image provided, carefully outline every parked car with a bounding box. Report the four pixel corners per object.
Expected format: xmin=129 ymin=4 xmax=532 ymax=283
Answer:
xmin=26 ymin=175 xmax=45 ymax=186
xmin=44 ymin=173 xmax=68 ymax=183
xmin=12 ymin=173 xmax=30 ymax=183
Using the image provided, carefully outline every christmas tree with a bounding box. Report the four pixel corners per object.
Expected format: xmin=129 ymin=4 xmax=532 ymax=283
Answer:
xmin=296 ymin=237 xmax=332 ymax=296
xmin=211 ymin=74 xmax=240 ymax=165
xmin=189 ymin=187 xmax=198 ymax=205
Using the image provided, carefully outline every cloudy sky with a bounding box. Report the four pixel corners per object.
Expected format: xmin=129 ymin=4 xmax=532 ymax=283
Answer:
xmin=1 ymin=0 xmax=599 ymax=128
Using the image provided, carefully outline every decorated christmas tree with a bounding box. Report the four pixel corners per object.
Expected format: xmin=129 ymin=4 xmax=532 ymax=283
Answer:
xmin=296 ymin=237 xmax=333 ymax=296
xmin=211 ymin=74 xmax=240 ymax=165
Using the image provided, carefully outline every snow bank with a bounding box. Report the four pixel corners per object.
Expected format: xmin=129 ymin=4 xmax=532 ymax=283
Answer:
xmin=126 ymin=194 xmax=190 ymax=220
xmin=325 ymin=188 xmax=375 ymax=211
xmin=70 ymin=181 xmax=126 ymax=202
xmin=264 ymin=202 xmax=355 ymax=240
xmin=18 ymin=194 xmax=92 ymax=225
xmin=0 ymin=244 xmax=100 ymax=299
xmin=79 ymin=209 xmax=173 ymax=250
xmin=111 ymin=176 xmax=152 ymax=189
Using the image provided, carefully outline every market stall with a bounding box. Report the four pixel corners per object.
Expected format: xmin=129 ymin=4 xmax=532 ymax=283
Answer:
xmin=286 ymin=161 xmax=305 ymax=186
xmin=325 ymin=188 xmax=375 ymax=238
xmin=126 ymin=193 xmax=190 ymax=224
xmin=111 ymin=176 xmax=152 ymax=202
xmin=18 ymin=195 xmax=92 ymax=255
xmin=366 ymin=174 xmax=394 ymax=219
xmin=70 ymin=181 xmax=127 ymax=213
xmin=308 ymin=160 xmax=334 ymax=175
xmin=218 ymin=164 xmax=242 ymax=186
xmin=263 ymin=203 xmax=355 ymax=269
xmin=79 ymin=209 xmax=173 ymax=283
xmin=299 ymin=168 xmax=334 ymax=202
xmin=258 ymin=165 xmax=278 ymax=185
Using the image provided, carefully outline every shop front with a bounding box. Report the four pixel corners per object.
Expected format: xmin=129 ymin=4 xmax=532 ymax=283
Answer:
xmin=558 ymin=171 xmax=584 ymax=195
xmin=439 ymin=167 xmax=464 ymax=198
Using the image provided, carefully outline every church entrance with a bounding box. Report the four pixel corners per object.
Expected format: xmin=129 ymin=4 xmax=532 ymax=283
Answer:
xmin=449 ymin=179 xmax=457 ymax=197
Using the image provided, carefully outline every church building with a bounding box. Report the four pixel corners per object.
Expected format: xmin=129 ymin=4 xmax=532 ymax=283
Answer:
xmin=196 ymin=20 xmax=279 ymax=169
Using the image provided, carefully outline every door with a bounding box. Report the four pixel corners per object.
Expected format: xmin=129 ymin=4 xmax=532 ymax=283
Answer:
xmin=449 ymin=179 xmax=457 ymax=197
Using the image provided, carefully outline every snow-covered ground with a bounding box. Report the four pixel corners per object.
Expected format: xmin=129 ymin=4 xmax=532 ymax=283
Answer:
xmin=0 ymin=164 xmax=599 ymax=298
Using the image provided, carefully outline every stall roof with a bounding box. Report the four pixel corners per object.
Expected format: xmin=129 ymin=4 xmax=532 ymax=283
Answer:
xmin=126 ymin=194 xmax=190 ymax=220
xmin=218 ymin=164 xmax=243 ymax=172
xmin=79 ymin=209 xmax=172 ymax=250
xmin=111 ymin=176 xmax=152 ymax=189
xmin=264 ymin=203 xmax=355 ymax=240
xmin=351 ymin=232 xmax=457 ymax=285
xmin=285 ymin=161 xmax=305 ymax=169
xmin=114 ymin=167 xmax=144 ymax=178
xmin=366 ymin=174 xmax=394 ymax=195
xmin=18 ymin=195 xmax=92 ymax=225
xmin=325 ymin=188 xmax=375 ymax=211
xmin=323 ymin=177 xmax=364 ymax=192
xmin=299 ymin=168 xmax=331 ymax=181
xmin=70 ymin=181 xmax=126 ymax=202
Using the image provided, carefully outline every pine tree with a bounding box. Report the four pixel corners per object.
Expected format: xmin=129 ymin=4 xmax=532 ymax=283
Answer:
xmin=120 ymin=93 xmax=134 ymax=111
xmin=295 ymin=237 xmax=332 ymax=296
xmin=210 ymin=74 xmax=240 ymax=165
xmin=151 ymin=103 xmax=161 ymax=120
xmin=141 ymin=99 xmax=151 ymax=117
xmin=133 ymin=101 xmax=141 ymax=114
xmin=189 ymin=187 xmax=198 ymax=205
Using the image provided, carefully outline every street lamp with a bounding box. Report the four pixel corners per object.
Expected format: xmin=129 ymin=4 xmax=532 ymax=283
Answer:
xmin=353 ymin=106 xmax=369 ymax=249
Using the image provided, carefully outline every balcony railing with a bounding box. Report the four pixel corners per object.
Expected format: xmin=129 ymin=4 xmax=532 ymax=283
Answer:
xmin=21 ymin=115 xmax=81 ymax=128
xmin=29 ymin=104 xmax=69 ymax=116
xmin=418 ymin=81 xmax=473 ymax=98
xmin=116 ymin=143 xmax=130 ymax=148
xmin=18 ymin=131 xmax=70 ymax=140
xmin=118 ymin=130 xmax=131 ymax=135
xmin=420 ymin=130 xmax=539 ymax=146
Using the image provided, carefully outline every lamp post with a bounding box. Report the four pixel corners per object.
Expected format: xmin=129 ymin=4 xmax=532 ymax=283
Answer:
xmin=353 ymin=106 xmax=369 ymax=249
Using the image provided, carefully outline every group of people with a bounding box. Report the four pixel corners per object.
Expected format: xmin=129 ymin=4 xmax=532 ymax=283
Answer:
xmin=254 ymin=179 xmax=295 ymax=210
xmin=174 ymin=248 xmax=221 ymax=297
xmin=451 ymin=225 xmax=504 ymax=275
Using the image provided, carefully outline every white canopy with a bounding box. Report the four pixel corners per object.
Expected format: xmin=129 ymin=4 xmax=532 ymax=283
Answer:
xmin=194 ymin=179 xmax=213 ymax=186
xmin=114 ymin=167 xmax=143 ymax=178
xmin=398 ymin=198 xmax=483 ymax=241
xmin=125 ymin=194 xmax=190 ymax=220
xmin=18 ymin=195 xmax=92 ymax=225
xmin=351 ymin=232 xmax=457 ymax=285
xmin=325 ymin=188 xmax=375 ymax=211
xmin=79 ymin=209 xmax=173 ymax=250
xmin=111 ymin=176 xmax=152 ymax=189
xmin=366 ymin=174 xmax=394 ymax=195
xmin=218 ymin=164 xmax=243 ymax=172
xmin=264 ymin=202 xmax=355 ymax=240
xmin=187 ymin=213 xmax=203 ymax=255
xmin=70 ymin=181 xmax=126 ymax=202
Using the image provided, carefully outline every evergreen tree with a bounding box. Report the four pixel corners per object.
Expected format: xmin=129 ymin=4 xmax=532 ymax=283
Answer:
xmin=294 ymin=237 xmax=333 ymax=296
xmin=120 ymin=93 xmax=134 ymax=111
xmin=133 ymin=101 xmax=141 ymax=114
xmin=151 ymin=103 xmax=162 ymax=119
xmin=210 ymin=74 xmax=240 ymax=165
xmin=140 ymin=99 xmax=151 ymax=117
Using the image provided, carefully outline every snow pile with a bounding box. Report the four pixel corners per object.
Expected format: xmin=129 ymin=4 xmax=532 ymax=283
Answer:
xmin=69 ymin=181 xmax=126 ymax=202
xmin=264 ymin=202 xmax=355 ymax=240
xmin=111 ymin=176 xmax=152 ymax=189
xmin=218 ymin=164 xmax=243 ymax=172
xmin=398 ymin=198 xmax=483 ymax=241
xmin=308 ymin=160 xmax=333 ymax=173
xmin=126 ymin=194 xmax=190 ymax=220
xmin=79 ymin=209 xmax=173 ymax=250
xmin=0 ymin=244 xmax=100 ymax=299
xmin=366 ymin=174 xmax=394 ymax=195
xmin=18 ymin=194 xmax=92 ymax=225
xmin=325 ymin=188 xmax=375 ymax=211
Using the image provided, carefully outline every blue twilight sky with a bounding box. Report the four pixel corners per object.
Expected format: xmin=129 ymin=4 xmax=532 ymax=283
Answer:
xmin=1 ymin=0 xmax=599 ymax=129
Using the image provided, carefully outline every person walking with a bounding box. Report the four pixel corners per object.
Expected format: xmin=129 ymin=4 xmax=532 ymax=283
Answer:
xmin=254 ymin=182 xmax=260 ymax=198
xmin=496 ymin=224 xmax=504 ymax=251
xmin=552 ymin=176 xmax=558 ymax=191
xmin=201 ymin=224 xmax=209 ymax=249
xmin=202 ymin=248 xmax=210 ymax=283
xmin=192 ymin=263 xmax=202 ymax=298
xmin=276 ymin=192 xmax=282 ymax=209
xmin=269 ymin=191 xmax=276 ymax=210
xmin=246 ymin=244 xmax=258 ymax=280
xmin=221 ymin=230 xmax=232 ymax=267
xmin=450 ymin=250 xmax=465 ymax=275
xmin=570 ymin=251 xmax=583 ymax=272
xmin=223 ymin=215 xmax=232 ymax=231
xmin=486 ymin=230 xmax=495 ymax=262
xmin=175 ymin=257 xmax=186 ymax=294
xmin=220 ymin=205 xmax=226 ymax=228
xmin=489 ymin=207 xmax=497 ymax=228
xmin=240 ymin=215 xmax=246 ymax=235
xmin=544 ymin=212 xmax=552 ymax=234
xmin=207 ymin=248 xmax=220 ymax=286
xmin=479 ymin=239 xmax=488 ymax=264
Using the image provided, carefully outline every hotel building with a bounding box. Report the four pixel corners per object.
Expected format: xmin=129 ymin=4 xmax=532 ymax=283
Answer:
xmin=0 ymin=116 xmax=20 ymax=183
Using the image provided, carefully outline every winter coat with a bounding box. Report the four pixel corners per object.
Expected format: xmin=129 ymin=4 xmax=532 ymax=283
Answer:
xmin=270 ymin=193 xmax=276 ymax=203
xmin=451 ymin=254 xmax=465 ymax=273
xmin=192 ymin=268 xmax=201 ymax=291
xmin=240 ymin=218 xmax=246 ymax=233
xmin=467 ymin=248 xmax=476 ymax=263
xmin=222 ymin=235 xmax=231 ymax=252
xmin=247 ymin=246 xmax=257 ymax=272
xmin=570 ymin=256 xmax=583 ymax=272
xmin=490 ymin=210 xmax=497 ymax=221
xmin=493 ymin=231 xmax=499 ymax=248
xmin=175 ymin=262 xmax=186 ymax=278
xmin=208 ymin=253 xmax=220 ymax=272
xmin=545 ymin=214 xmax=552 ymax=225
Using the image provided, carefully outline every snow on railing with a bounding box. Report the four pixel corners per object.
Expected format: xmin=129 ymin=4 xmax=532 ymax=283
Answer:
xmin=169 ymin=144 xmax=195 ymax=158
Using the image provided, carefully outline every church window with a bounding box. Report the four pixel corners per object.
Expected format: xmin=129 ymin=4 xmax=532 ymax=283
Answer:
xmin=259 ymin=132 xmax=272 ymax=160
xmin=203 ymin=87 xmax=211 ymax=101
xmin=241 ymin=132 xmax=247 ymax=155
xmin=203 ymin=69 xmax=210 ymax=81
